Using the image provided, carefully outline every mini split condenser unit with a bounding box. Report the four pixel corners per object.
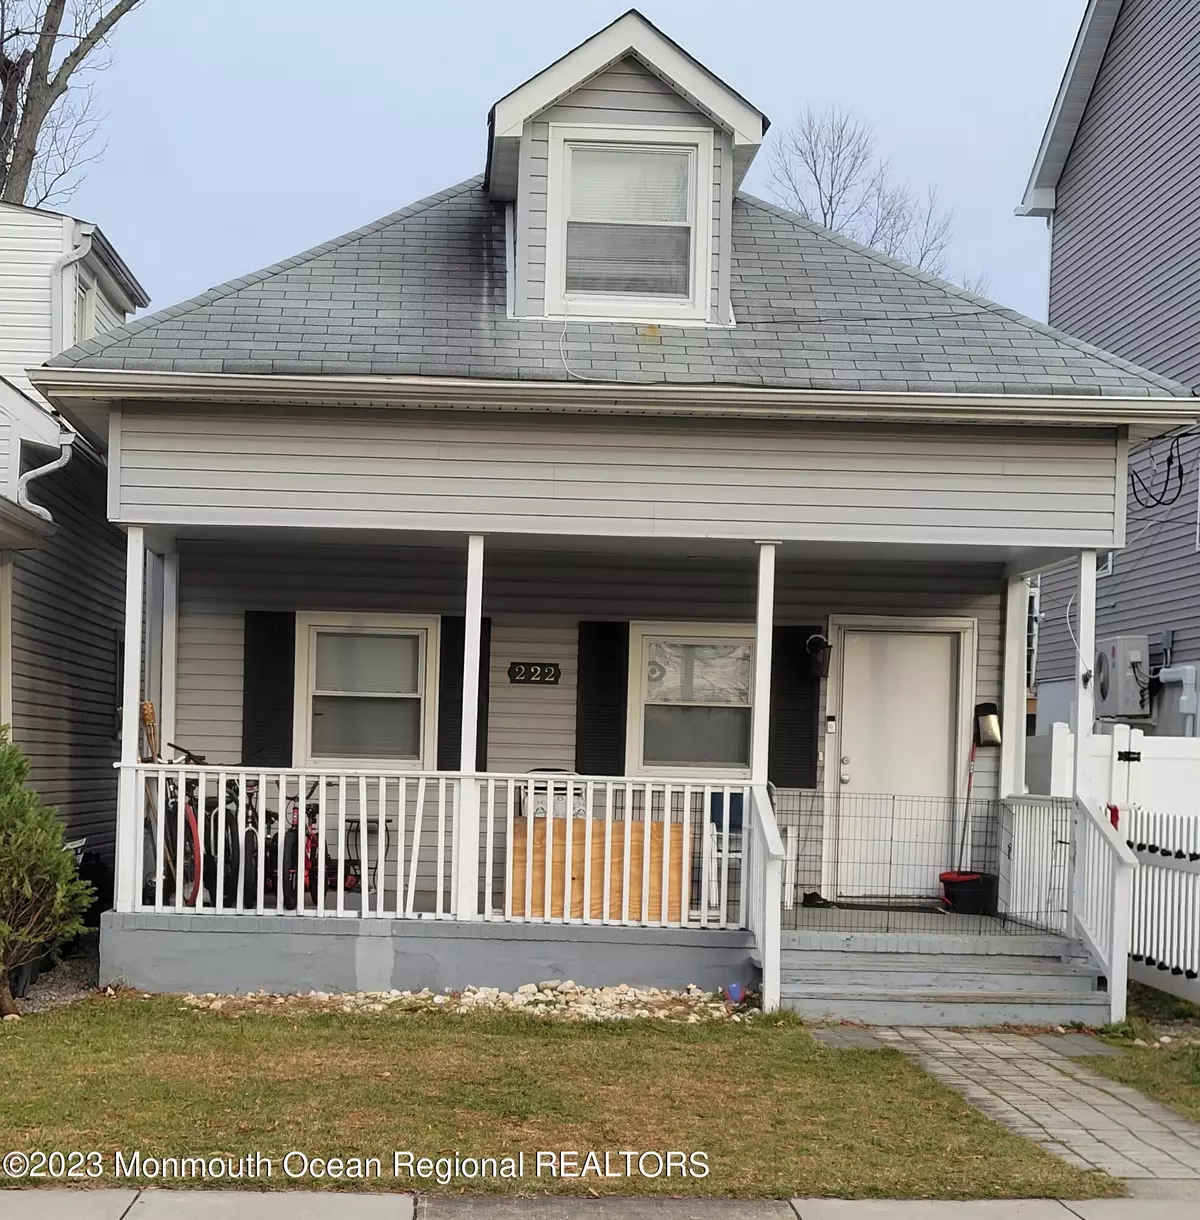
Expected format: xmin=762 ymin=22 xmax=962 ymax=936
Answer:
xmin=1094 ymin=634 xmax=1152 ymax=718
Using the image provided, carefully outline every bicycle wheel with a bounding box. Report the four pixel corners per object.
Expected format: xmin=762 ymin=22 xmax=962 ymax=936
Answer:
xmin=281 ymin=827 xmax=299 ymax=910
xmin=242 ymin=827 xmax=259 ymax=909
xmin=181 ymin=806 xmax=201 ymax=907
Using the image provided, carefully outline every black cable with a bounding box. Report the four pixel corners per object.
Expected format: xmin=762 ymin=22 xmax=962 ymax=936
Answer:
xmin=1130 ymin=434 xmax=1185 ymax=509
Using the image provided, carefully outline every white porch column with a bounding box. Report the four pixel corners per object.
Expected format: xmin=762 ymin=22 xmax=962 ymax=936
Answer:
xmin=751 ymin=541 xmax=777 ymax=784
xmin=1074 ymin=549 xmax=1097 ymax=749
xmin=160 ymin=552 xmax=179 ymax=750
xmin=455 ymin=534 xmax=485 ymax=919
xmin=114 ymin=526 xmax=146 ymax=912
xmin=999 ymin=574 xmax=1029 ymax=797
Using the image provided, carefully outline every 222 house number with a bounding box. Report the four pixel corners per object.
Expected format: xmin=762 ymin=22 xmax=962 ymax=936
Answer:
xmin=508 ymin=662 xmax=561 ymax=685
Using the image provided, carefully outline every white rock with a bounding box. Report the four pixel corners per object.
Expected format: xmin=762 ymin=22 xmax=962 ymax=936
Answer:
xmin=517 ymin=982 xmax=538 ymax=994
xmin=210 ymin=999 xmax=225 ymax=1010
xmin=3 ymin=1013 xmax=19 ymax=1022
xmin=1160 ymin=1035 xmax=1173 ymax=1044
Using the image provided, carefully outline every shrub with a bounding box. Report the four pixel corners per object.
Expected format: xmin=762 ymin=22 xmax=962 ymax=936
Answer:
xmin=0 ymin=728 xmax=93 ymax=1015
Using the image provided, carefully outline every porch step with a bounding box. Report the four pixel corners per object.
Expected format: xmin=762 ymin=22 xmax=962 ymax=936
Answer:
xmin=781 ymin=953 xmax=1103 ymax=995
xmin=777 ymin=935 xmax=1109 ymax=1027
xmin=779 ymin=986 xmax=1111 ymax=1028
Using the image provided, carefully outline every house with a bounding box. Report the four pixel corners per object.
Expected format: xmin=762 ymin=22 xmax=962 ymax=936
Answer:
xmin=0 ymin=200 xmax=148 ymax=876
xmin=1018 ymin=0 xmax=1200 ymax=736
xmin=32 ymin=10 xmax=1181 ymax=1023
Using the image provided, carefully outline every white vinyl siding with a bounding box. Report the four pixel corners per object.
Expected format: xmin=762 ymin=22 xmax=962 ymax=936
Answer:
xmin=0 ymin=205 xmax=64 ymax=394
xmin=515 ymin=55 xmax=725 ymax=320
xmin=115 ymin=409 xmax=1122 ymax=548
xmin=93 ymin=285 xmax=125 ymax=336
xmin=172 ymin=541 xmax=1005 ymax=799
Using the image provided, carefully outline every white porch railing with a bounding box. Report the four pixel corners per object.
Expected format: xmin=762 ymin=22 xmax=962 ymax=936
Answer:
xmin=1123 ymin=806 xmax=1200 ymax=995
xmin=125 ymin=764 xmax=771 ymax=940
xmin=472 ymin=775 xmax=752 ymax=929
xmin=1071 ymin=794 xmax=1138 ymax=1023
xmin=744 ymin=784 xmax=785 ymax=1011
xmin=130 ymin=764 xmax=459 ymax=917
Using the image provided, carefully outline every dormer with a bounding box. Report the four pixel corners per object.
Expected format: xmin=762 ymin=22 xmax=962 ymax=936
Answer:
xmin=486 ymin=10 xmax=767 ymax=326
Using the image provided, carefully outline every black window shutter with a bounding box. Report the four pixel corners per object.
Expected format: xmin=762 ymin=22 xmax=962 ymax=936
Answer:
xmin=575 ymin=620 xmax=629 ymax=775
xmin=768 ymin=625 xmax=821 ymax=789
xmin=436 ymin=616 xmax=491 ymax=771
xmin=241 ymin=611 xmax=296 ymax=766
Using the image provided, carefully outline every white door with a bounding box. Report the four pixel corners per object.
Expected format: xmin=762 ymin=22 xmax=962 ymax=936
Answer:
xmin=834 ymin=629 xmax=960 ymax=900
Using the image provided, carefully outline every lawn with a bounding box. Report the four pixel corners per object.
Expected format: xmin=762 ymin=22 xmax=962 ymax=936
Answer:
xmin=0 ymin=996 xmax=1118 ymax=1199
xmin=1087 ymin=982 xmax=1200 ymax=1124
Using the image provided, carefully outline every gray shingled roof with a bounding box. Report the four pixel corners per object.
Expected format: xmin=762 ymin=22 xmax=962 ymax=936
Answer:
xmin=51 ymin=175 xmax=1192 ymax=397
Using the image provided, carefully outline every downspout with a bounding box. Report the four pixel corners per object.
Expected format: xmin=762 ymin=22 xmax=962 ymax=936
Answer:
xmin=17 ymin=429 xmax=76 ymax=522
xmin=50 ymin=219 xmax=95 ymax=354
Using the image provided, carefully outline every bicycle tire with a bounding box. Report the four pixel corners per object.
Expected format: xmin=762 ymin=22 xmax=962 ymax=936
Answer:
xmin=281 ymin=827 xmax=299 ymax=910
xmin=182 ymin=806 xmax=201 ymax=907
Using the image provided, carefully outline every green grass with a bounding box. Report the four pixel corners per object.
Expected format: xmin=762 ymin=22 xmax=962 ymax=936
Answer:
xmin=1087 ymin=981 xmax=1200 ymax=1123
xmin=0 ymin=996 xmax=1119 ymax=1199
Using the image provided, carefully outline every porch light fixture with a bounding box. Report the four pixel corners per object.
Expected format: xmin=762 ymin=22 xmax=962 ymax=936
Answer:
xmin=805 ymin=633 xmax=831 ymax=680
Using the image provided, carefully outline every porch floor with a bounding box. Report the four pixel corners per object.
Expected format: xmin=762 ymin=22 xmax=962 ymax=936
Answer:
xmin=781 ymin=905 xmax=1053 ymax=936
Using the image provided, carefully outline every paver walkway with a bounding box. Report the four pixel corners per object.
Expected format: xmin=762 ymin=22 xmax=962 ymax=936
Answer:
xmin=870 ymin=1027 xmax=1200 ymax=1183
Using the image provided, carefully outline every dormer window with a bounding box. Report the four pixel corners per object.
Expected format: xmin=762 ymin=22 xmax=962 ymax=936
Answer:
xmin=545 ymin=125 xmax=714 ymax=323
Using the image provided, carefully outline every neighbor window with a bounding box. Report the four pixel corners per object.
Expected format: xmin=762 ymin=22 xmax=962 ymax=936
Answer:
xmin=294 ymin=615 xmax=438 ymax=767
xmin=631 ymin=627 xmax=753 ymax=772
xmin=74 ymin=273 xmax=95 ymax=344
xmin=545 ymin=126 xmax=713 ymax=321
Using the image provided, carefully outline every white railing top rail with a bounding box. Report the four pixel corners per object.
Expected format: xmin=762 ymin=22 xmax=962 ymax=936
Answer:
xmin=750 ymin=784 xmax=786 ymax=860
xmin=1077 ymin=794 xmax=1139 ymax=870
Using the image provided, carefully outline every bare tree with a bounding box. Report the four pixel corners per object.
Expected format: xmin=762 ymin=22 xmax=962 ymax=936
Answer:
xmin=0 ymin=0 xmax=141 ymax=207
xmin=768 ymin=105 xmax=971 ymax=282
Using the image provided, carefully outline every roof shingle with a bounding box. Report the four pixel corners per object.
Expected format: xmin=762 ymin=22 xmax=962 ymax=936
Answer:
xmin=51 ymin=176 xmax=1192 ymax=398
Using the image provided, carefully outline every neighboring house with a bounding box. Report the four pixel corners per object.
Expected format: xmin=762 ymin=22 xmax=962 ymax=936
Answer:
xmin=1018 ymin=0 xmax=1200 ymax=735
xmin=0 ymin=201 xmax=149 ymax=868
xmin=33 ymin=10 xmax=1191 ymax=1023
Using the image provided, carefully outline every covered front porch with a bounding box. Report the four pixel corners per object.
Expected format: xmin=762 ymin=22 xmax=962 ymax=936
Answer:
xmin=107 ymin=526 xmax=1122 ymax=1013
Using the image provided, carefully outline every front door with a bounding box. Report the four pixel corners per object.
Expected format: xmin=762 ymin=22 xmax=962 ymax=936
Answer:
xmin=834 ymin=629 xmax=960 ymax=900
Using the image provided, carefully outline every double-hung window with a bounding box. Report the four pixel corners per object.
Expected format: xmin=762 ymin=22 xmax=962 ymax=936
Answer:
xmin=545 ymin=126 xmax=713 ymax=321
xmin=294 ymin=614 xmax=438 ymax=768
xmin=630 ymin=625 xmax=753 ymax=773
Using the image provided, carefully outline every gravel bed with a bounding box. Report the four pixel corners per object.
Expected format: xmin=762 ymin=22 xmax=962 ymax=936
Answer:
xmin=15 ymin=932 xmax=99 ymax=1014
xmin=181 ymin=978 xmax=756 ymax=1022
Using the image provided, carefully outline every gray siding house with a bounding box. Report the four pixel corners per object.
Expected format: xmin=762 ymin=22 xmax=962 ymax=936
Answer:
xmin=34 ymin=10 xmax=1189 ymax=1022
xmin=1019 ymin=0 xmax=1200 ymax=733
xmin=0 ymin=201 xmax=148 ymax=865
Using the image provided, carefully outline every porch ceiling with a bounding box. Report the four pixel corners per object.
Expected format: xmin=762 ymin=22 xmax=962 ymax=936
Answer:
xmin=156 ymin=523 xmax=1064 ymax=573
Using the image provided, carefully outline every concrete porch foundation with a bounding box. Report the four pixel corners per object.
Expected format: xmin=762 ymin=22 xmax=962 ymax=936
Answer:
xmin=100 ymin=912 xmax=756 ymax=995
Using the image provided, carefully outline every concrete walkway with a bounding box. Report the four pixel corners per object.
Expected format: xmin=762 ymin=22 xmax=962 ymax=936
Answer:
xmin=4 ymin=1191 xmax=1200 ymax=1219
xmin=869 ymin=1027 xmax=1200 ymax=1185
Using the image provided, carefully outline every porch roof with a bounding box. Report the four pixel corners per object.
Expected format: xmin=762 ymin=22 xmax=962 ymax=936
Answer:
xmin=45 ymin=177 xmax=1193 ymax=403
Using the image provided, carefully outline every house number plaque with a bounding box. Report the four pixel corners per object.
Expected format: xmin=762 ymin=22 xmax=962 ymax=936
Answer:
xmin=507 ymin=662 xmax=561 ymax=685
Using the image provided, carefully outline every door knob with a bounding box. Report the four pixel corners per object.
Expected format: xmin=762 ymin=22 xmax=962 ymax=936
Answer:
xmin=839 ymin=774 xmax=850 ymax=785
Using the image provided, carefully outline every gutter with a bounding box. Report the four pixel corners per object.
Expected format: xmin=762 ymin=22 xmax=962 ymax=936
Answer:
xmin=49 ymin=220 xmax=95 ymax=354
xmin=27 ymin=366 xmax=1200 ymax=430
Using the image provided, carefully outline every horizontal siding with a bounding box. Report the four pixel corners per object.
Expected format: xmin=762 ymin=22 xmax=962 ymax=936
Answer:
xmin=1037 ymin=430 xmax=1200 ymax=685
xmin=174 ymin=541 xmax=1004 ymax=798
xmin=516 ymin=55 xmax=722 ymax=320
xmin=10 ymin=452 xmax=124 ymax=857
xmin=1050 ymin=0 xmax=1200 ymax=389
xmin=0 ymin=205 xmax=62 ymax=393
xmin=116 ymin=409 xmax=1121 ymax=547
xmin=93 ymin=288 xmax=125 ymax=336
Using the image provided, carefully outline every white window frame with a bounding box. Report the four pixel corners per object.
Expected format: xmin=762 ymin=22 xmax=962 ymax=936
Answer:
xmin=626 ymin=621 xmax=754 ymax=779
xmin=74 ymin=269 xmax=96 ymax=344
xmin=292 ymin=612 xmax=440 ymax=770
xmin=544 ymin=123 xmax=714 ymax=324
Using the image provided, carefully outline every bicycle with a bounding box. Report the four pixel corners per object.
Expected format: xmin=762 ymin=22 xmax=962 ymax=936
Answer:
xmin=140 ymin=706 xmax=202 ymax=907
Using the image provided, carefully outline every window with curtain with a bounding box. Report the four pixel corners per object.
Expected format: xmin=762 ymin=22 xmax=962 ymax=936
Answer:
xmin=641 ymin=637 xmax=752 ymax=768
xmin=565 ymin=144 xmax=694 ymax=298
xmin=307 ymin=628 xmax=426 ymax=762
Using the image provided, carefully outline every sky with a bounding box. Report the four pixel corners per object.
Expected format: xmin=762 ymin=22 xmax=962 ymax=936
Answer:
xmin=65 ymin=0 xmax=1085 ymax=322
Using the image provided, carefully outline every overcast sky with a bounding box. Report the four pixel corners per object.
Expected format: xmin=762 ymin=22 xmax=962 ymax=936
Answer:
xmin=67 ymin=1 xmax=1084 ymax=322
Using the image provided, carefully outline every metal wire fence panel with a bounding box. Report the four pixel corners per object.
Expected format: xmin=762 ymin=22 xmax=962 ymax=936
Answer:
xmin=774 ymin=788 xmax=1067 ymax=935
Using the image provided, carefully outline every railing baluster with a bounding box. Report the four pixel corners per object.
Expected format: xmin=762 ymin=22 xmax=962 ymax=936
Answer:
xmin=563 ymin=778 xmax=574 ymax=923
xmin=582 ymin=780 xmax=594 ymax=924
xmin=394 ymin=777 xmax=407 ymax=918
xmin=256 ymin=770 xmax=267 ymax=915
xmin=680 ymin=784 xmax=692 ymax=927
xmin=484 ymin=778 xmax=496 ymax=920
xmin=640 ymin=783 xmax=652 ymax=924
xmin=235 ymin=772 xmax=247 ymax=913
xmin=660 ymin=783 xmax=672 ymax=926
xmin=621 ymin=781 xmax=633 ymax=924
xmin=358 ymin=775 xmax=369 ymax=917
xmin=504 ymin=779 xmax=515 ymax=921
xmin=406 ymin=777 xmax=425 ymax=918
xmin=601 ymin=782 xmax=613 ymax=924
xmin=154 ymin=769 xmax=165 ymax=912
xmin=436 ymin=778 xmax=447 ymax=917
xmin=543 ymin=779 xmax=554 ymax=923
xmin=196 ymin=771 xmax=207 ymax=911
